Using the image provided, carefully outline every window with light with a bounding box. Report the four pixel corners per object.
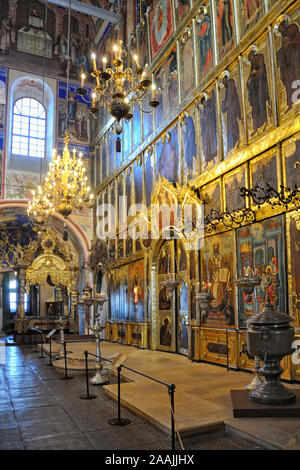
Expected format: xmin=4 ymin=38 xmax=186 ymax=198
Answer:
xmin=9 ymin=279 xmax=29 ymax=314
xmin=12 ymin=97 xmax=46 ymax=158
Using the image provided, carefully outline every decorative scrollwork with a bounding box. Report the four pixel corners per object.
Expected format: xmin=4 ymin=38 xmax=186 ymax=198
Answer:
xmin=204 ymin=208 xmax=255 ymax=232
xmin=239 ymin=183 xmax=300 ymax=210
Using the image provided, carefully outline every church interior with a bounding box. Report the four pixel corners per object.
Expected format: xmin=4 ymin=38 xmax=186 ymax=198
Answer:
xmin=1 ymin=0 xmax=300 ymax=452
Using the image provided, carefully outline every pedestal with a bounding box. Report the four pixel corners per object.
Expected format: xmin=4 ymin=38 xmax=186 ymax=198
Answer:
xmin=231 ymin=389 xmax=300 ymax=417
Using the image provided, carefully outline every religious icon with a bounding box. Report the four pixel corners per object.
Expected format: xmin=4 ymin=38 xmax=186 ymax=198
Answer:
xmin=245 ymin=43 xmax=273 ymax=139
xmin=250 ymin=149 xmax=279 ymax=206
xmin=224 ymin=167 xmax=246 ymax=212
xmin=160 ymin=317 xmax=172 ymax=346
xmin=134 ymin=158 xmax=143 ymax=205
xmin=196 ymin=5 xmax=213 ymax=79
xmin=199 ymin=89 xmax=218 ymax=170
xmin=287 ymin=211 xmax=300 ymax=326
xmin=282 ymin=133 xmax=300 ymax=190
xmin=201 ymin=233 xmax=234 ymax=325
xmin=156 ymin=126 xmax=179 ymax=183
xmin=220 ymin=71 xmax=242 ymax=156
xmin=155 ymin=48 xmax=178 ymax=126
xmin=239 ymin=0 xmax=264 ymax=37
xmin=180 ymin=32 xmax=195 ymax=100
xmin=182 ymin=111 xmax=199 ymax=181
xmin=236 ymin=215 xmax=285 ymax=328
xmin=275 ymin=14 xmax=300 ymax=117
xmin=174 ymin=0 xmax=190 ymax=26
xmin=149 ymin=0 xmax=174 ymax=60
xmin=215 ymin=0 xmax=235 ymax=60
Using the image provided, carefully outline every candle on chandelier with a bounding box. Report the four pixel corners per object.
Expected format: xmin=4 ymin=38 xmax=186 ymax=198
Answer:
xmin=92 ymin=92 xmax=96 ymax=107
xmin=91 ymin=53 xmax=97 ymax=72
xmin=151 ymin=83 xmax=156 ymax=100
xmin=81 ymin=73 xmax=86 ymax=87
xmin=133 ymin=54 xmax=139 ymax=68
xmin=102 ymin=56 xmax=107 ymax=71
xmin=113 ymin=44 xmax=118 ymax=60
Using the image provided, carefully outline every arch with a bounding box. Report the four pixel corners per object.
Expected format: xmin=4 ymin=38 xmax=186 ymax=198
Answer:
xmin=26 ymin=252 xmax=73 ymax=288
xmin=0 ymin=201 xmax=89 ymax=262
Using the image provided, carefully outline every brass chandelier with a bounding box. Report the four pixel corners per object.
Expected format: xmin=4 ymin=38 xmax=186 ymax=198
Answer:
xmin=76 ymin=40 xmax=159 ymax=124
xmin=44 ymin=134 xmax=94 ymax=220
xmin=27 ymin=185 xmax=54 ymax=227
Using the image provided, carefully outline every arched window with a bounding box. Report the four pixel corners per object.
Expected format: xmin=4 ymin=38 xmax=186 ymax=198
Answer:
xmin=12 ymin=97 xmax=46 ymax=158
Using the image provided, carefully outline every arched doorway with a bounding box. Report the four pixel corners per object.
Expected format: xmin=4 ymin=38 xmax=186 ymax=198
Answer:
xmin=156 ymin=239 xmax=189 ymax=355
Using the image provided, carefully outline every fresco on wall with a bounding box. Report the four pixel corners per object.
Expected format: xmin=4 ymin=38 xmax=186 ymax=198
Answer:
xmin=149 ymin=0 xmax=174 ymax=60
xmin=182 ymin=108 xmax=199 ymax=181
xmin=243 ymin=36 xmax=275 ymax=141
xmin=174 ymin=0 xmax=191 ymax=27
xmin=155 ymin=47 xmax=178 ymax=127
xmin=224 ymin=166 xmax=246 ymax=212
xmin=196 ymin=3 xmax=214 ymax=81
xmin=95 ymin=146 xmax=101 ymax=187
xmin=236 ymin=215 xmax=285 ymax=328
xmin=238 ymin=0 xmax=265 ymax=37
xmin=220 ymin=64 xmax=245 ymax=158
xmin=129 ymin=260 xmax=144 ymax=321
xmin=287 ymin=211 xmax=300 ymax=326
xmin=200 ymin=231 xmax=235 ymax=325
xmin=274 ymin=8 xmax=300 ymax=122
xmin=156 ymin=125 xmax=179 ymax=183
xmin=0 ymin=1 xmax=97 ymax=80
xmin=199 ymin=87 xmax=218 ymax=171
xmin=180 ymin=31 xmax=195 ymax=101
xmin=215 ymin=0 xmax=235 ymax=61
xmin=58 ymin=81 xmax=90 ymax=146
xmin=5 ymin=170 xmax=40 ymax=200
xmin=282 ymin=133 xmax=300 ymax=190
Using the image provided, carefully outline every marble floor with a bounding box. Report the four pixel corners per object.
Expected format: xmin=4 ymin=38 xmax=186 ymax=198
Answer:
xmin=42 ymin=338 xmax=300 ymax=450
xmin=0 ymin=340 xmax=268 ymax=451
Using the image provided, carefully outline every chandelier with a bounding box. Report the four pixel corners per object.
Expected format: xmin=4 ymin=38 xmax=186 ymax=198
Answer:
xmin=76 ymin=41 xmax=159 ymax=126
xmin=27 ymin=185 xmax=55 ymax=227
xmin=44 ymin=134 xmax=94 ymax=222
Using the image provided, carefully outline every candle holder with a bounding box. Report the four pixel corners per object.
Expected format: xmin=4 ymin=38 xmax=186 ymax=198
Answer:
xmin=161 ymin=274 xmax=180 ymax=299
xmin=235 ymin=274 xmax=263 ymax=391
xmin=90 ymin=293 xmax=109 ymax=385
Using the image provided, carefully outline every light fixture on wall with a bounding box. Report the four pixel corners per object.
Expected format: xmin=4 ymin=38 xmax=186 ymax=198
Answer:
xmin=76 ymin=41 xmax=159 ymax=143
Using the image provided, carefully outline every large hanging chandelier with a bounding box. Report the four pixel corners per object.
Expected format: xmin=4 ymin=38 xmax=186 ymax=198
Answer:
xmin=76 ymin=40 xmax=159 ymax=124
xmin=44 ymin=134 xmax=94 ymax=221
xmin=27 ymin=185 xmax=54 ymax=227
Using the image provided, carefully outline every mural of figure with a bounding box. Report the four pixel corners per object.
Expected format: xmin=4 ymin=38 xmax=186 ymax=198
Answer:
xmin=199 ymin=91 xmax=217 ymax=164
xmin=58 ymin=103 xmax=67 ymax=137
xmin=217 ymin=0 xmax=233 ymax=46
xmin=182 ymin=37 xmax=195 ymax=98
xmin=221 ymin=74 xmax=241 ymax=153
xmin=76 ymin=37 xmax=89 ymax=75
xmin=197 ymin=7 xmax=212 ymax=76
xmin=276 ymin=20 xmax=300 ymax=112
xmin=0 ymin=16 xmax=12 ymax=55
xmin=175 ymin=0 xmax=190 ymax=23
xmin=246 ymin=50 xmax=270 ymax=135
xmin=75 ymin=108 xmax=87 ymax=140
xmin=68 ymin=91 xmax=77 ymax=125
xmin=160 ymin=317 xmax=172 ymax=346
xmin=183 ymin=115 xmax=197 ymax=177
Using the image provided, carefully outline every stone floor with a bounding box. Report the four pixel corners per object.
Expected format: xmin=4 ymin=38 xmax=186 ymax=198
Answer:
xmin=1 ymin=339 xmax=300 ymax=450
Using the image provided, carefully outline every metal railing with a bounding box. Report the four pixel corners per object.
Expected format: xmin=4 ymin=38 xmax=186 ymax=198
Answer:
xmin=28 ymin=327 xmax=45 ymax=358
xmin=80 ymin=350 xmax=178 ymax=450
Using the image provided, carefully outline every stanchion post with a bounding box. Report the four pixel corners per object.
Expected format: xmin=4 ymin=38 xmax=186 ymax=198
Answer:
xmin=39 ymin=333 xmax=45 ymax=358
xmin=80 ymin=350 xmax=97 ymax=400
xmin=60 ymin=341 xmax=73 ymax=380
xmin=45 ymin=335 xmax=53 ymax=367
xmin=33 ymin=330 xmax=38 ymax=353
xmin=169 ymin=384 xmax=176 ymax=451
xmin=108 ymin=365 xmax=131 ymax=426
